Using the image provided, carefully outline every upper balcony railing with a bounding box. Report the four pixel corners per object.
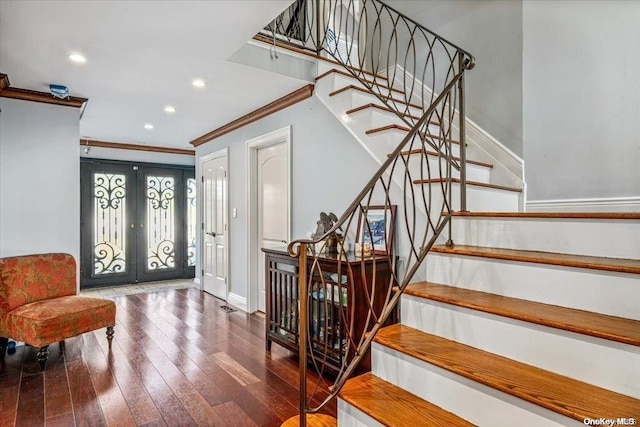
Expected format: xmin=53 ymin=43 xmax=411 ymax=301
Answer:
xmin=261 ymin=1 xmax=475 ymax=425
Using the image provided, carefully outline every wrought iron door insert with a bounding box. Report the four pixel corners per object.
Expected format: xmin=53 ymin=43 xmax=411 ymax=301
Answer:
xmin=81 ymin=160 xmax=195 ymax=288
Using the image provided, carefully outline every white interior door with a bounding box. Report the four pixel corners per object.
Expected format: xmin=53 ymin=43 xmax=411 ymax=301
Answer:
xmin=202 ymin=155 xmax=228 ymax=300
xmin=257 ymin=142 xmax=289 ymax=312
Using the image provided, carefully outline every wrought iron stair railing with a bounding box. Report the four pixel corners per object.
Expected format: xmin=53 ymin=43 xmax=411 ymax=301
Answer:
xmin=263 ymin=1 xmax=475 ymax=425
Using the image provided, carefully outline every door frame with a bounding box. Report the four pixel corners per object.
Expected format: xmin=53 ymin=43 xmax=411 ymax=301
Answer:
xmin=246 ymin=126 xmax=292 ymax=313
xmin=199 ymin=148 xmax=230 ymax=298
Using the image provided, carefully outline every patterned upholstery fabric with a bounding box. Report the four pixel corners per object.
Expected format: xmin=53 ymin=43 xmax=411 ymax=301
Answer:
xmin=1 ymin=296 xmax=116 ymax=348
xmin=0 ymin=253 xmax=76 ymax=313
xmin=0 ymin=253 xmax=115 ymax=349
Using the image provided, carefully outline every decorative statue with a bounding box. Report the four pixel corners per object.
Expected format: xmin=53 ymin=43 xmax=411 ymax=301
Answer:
xmin=312 ymin=212 xmax=342 ymax=253
xmin=313 ymin=212 xmax=332 ymax=237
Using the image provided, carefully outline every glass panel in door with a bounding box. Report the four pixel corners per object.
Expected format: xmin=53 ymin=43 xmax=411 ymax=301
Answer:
xmin=186 ymin=177 xmax=197 ymax=268
xmin=94 ymin=173 xmax=128 ymax=275
xmin=136 ymin=168 xmax=185 ymax=283
xmin=81 ymin=162 xmax=136 ymax=287
xmin=146 ymin=175 xmax=176 ymax=270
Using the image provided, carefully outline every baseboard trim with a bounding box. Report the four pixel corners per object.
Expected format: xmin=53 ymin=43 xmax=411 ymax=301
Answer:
xmin=526 ymin=196 xmax=640 ymax=213
xmin=227 ymin=292 xmax=248 ymax=312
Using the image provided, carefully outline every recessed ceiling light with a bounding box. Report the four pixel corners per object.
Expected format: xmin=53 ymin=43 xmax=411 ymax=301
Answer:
xmin=68 ymin=53 xmax=86 ymax=63
xmin=164 ymin=106 xmax=176 ymax=113
xmin=144 ymin=124 xmax=154 ymax=130
xmin=192 ymin=79 xmax=206 ymax=88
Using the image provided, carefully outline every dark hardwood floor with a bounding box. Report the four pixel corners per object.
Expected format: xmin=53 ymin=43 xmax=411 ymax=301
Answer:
xmin=0 ymin=289 xmax=336 ymax=426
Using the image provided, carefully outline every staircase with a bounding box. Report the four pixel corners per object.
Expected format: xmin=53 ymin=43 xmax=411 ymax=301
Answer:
xmin=338 ymin=212 xmax=640 ymax=426
xmin=313 ymin=63 xmax=523 ymax=213
xmin=306 ymin=57 xmax=640 ymax=426
xmin=261 ymin=1 xmax=640 ymax=425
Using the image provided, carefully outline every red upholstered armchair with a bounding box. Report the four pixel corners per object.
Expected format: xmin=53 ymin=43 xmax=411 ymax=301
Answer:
xmin=0 ymin=253 xmax=116 ymax=370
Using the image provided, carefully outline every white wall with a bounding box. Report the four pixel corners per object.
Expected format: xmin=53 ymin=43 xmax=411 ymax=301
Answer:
xmin=195 ymin=95 xmax=379 ymax=301
xmin=0 ymin=98 xmax=80 ymax=260
xmin=523 ymin=1 xmax=640 ymax=202
xmin=386 ymin=0 xmax=524 ymax=158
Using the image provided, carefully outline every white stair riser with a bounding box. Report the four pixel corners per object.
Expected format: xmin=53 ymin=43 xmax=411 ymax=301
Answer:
xmin=366 ymin=128 xmax=461 ymax=157
xmin=323 ymin=70 xmax=386 ymax=94
xmin=363 ymin=126 xmax=481 ymax=183
xmin=387 ymin=174 xmax=519 ymax=213
xmin=404 ymin=156 xmax=491 ymax=183
xmin=426 ymin=253 xmax=640 ymax=321
xmin=350 ymin=91 xmax=424 ymax=119
xmin=323 ymin=70 xmax=425 ymax=117
xmin=330 ymin=73 xmax=370 ymax=92
xmin=450 ymin=217 xmax=640 ymax=259
xmin=401 ymin=295 xmax=640 ymax=398
xmin=367 ymin=108 xmax=440 ymax=134
xmin=337 ymin=401 xmax=384 ymax=427
xmin=455 ymin=184 xmax=519 ymax=212
xmin=316 ymin=75 xmax=358 ymax=121
xmin=372 ymin=344 xmax=580 ymax=427
xmin=361 ymin=132 xmax=490 ymax=183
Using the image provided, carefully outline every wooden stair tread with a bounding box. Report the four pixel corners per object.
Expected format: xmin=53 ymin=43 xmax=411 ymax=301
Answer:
xmin=391 ymin=149 xmax=493 ymax=169
xmin=405 ymin=282 xmax=640 ymax=346
xmin=413 ymin=178 xmax=522 ymax=193
xmin=339 ymin=372 xmax=475 ymax=427
xmin=346 ymin=104 xmax=430 ymax=124
xmin=282 ymin=415 xmax=336 ymax=427
xmin=431 ymin=244 xmax=640 ymax=274
xmin=368 ymin=125 xmax=460 ymax=147
xmin=365 ymin=121 xmax=446 ymax=135
xmin=346 ymin=103 xmax=419 ymax=121
xmin=375 ymin=324 xmax=640 ymax=422
xmin=316 ymin=69 xmax=404 ymax=95
xmin=452 ymin=211 xmax=640 ymax=220
xmin=329 ymin=84 xmax=424 ymax=111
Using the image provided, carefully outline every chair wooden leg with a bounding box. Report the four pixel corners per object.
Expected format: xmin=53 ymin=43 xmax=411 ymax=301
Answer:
xmin=36 ymin=346 xmax=49 ymax=371
xmin=106 ymin=326 xmax=114 ymax=349
xmin=0 ymin=337 xmax=8 ymax=364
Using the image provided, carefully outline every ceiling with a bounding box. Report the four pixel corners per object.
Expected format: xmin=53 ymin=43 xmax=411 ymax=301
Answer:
xmin=0 ymin=0 xmax=303 ymax=149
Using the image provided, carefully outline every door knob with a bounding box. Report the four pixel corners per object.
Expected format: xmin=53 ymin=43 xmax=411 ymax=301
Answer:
xmin=206 ymin=231 xmax=217 ymax=237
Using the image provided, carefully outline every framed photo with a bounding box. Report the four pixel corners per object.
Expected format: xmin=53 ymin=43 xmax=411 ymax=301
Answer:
xmin=356 ymin=205 xmax=396 ymax=255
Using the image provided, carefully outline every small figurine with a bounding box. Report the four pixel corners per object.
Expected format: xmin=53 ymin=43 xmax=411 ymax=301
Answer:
xmin=311 ymin=212 xmax=343 ymax=253
xmin=313 ymin=212 xmax=333 ymax=238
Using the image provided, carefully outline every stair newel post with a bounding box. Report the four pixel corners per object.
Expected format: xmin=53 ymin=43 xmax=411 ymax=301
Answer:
xmin=458 ymin=53 xmax=468 ymax=213
xmin=298 ymin=242 xmax=309 ymax=427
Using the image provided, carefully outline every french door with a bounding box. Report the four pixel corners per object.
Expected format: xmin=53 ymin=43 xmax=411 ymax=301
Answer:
xmin=80 ymin=160 xmax=196 ymax=288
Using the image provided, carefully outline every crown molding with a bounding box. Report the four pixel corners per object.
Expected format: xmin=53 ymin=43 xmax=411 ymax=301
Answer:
xmin=190 ymin=84 xmax=314 ymax=147
xmin=0 ymin=86 xmax=88 ymax=109
xmin=81 ymin=139 xmax=195 ymax=156
xmin=0 ymin=74 xmax=9 ymax=91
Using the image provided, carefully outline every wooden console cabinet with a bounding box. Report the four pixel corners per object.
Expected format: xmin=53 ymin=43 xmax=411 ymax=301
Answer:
xmin=262 ymin=247 xmax=396 ymax=372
